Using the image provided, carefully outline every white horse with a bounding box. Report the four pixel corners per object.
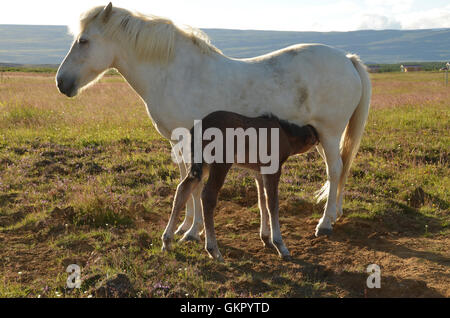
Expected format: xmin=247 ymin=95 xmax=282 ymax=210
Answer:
xmin=56 ymin=3 xmax=371 ymax=248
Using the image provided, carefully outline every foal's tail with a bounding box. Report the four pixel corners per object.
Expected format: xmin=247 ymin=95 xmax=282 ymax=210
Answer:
xmin=316 ymin=54 xmax=372 ymax=202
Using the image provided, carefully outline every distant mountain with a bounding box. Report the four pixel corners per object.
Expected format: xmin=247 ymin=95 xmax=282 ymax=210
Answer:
xmin=0 ymin=25 xmax=449 ymax=64
xmin=206 ymin=28 xmax=450 ymax=64
xmin=0 ymin=25 xmax=72 ymax=65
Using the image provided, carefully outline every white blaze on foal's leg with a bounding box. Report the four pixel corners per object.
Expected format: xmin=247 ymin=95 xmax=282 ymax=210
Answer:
xmin=255 ymin=175 xmax=272 ymax=249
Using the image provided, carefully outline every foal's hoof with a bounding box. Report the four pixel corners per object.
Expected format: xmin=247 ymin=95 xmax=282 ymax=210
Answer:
xmin=281 ymin=254 xmax=292 ymax=261
xmin=206 ymin=247 xmax=224 ymax=262
xmin=315 ymin=227 xmax=333 ymax=237
xmin=179 ymin=233 xmax=201 ymax=243
xmin=261 ymin=237 xmax=276 ymax=250
xmin=207 ymin=252 xmax=224 ymax=263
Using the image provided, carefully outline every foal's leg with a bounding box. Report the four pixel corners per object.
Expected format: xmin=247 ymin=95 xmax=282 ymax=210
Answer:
xmin=262 ymin=172 xmax=290 ymax=259
xmin=315 ymin=137 xmax=343 ymax=237
xmin=180 ymin=184 xmax=203 ymax=242
xmin=202 ymin=164 xmax=231 ymax=262
xmin=255 ymin=175 xmax=272 ymax=249
xmin=162 ymin=175 xmax=201 ymax=251
xmin=174 ymin=161 xmax=195 ymax=236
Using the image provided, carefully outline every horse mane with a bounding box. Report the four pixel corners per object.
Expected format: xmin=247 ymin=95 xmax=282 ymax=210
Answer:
xmin=77 ymin=6 xmax=223 ymax=63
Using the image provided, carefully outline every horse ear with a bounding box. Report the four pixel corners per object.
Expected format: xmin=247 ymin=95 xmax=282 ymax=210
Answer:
xmin=101 ymin=2 xmax=113 ymax=23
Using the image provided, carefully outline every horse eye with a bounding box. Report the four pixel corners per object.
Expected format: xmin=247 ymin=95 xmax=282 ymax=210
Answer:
xmin=79 ymin=38 xmax=88 ymax=45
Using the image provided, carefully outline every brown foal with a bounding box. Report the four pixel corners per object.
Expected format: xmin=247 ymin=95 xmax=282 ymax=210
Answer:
xmin=162 ymin=111 xmax=319 ymax=261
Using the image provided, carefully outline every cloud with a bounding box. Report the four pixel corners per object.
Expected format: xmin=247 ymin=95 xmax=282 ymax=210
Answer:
xmin=358 ymin=14 xmax=402 ymax=30
xmin=399 ymin=6 xmax=450 ymax=29
xmin=364 ymin=0 xmax=414 ymax=13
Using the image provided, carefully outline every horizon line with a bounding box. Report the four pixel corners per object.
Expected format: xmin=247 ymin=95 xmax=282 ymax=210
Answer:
xmin=0 ymin=24 xmax=449 ymax=33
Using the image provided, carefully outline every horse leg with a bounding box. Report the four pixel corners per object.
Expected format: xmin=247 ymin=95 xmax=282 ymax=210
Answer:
xmin=336 ymin=181 xmax=345 ymax=220
xmin=162 ymin=175 xmax=201 ymax=251
xmin=255 ymin=175 xmax=273 ymax=249
xmin=180 ymin=184 xmax=203 ymax=242
xmin=174 ymin=161 xmax=195 ymax=236
xmin=202 ymin=164 xmax=230 ymax=262
xmin=317 ymin=144 xmax=343 ymax=220
xmin=315 ymin=137 xmax=343 ymax=237
xmin=262 ymin=172 xmax=290 ymax=259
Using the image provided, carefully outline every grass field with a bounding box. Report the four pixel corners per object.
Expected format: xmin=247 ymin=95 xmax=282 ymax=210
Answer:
xmin=0 ymin=71 xmax=448 ymax=298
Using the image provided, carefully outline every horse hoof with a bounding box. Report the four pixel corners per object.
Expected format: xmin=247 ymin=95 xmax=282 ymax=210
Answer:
xmin=263 ymin=242 xmax=276 ymax=250
xmin=281 ymin=254 xmax=292 ymax=261
xmin=261 ymin=237 xmax=276 ymax=250
xmin=161 ymin=244 xmax=171 ymax=252
xmin=315 ymin=227 xmax=333 ymax=237
xmin=179 ymin=233 xmax=200 ymax=243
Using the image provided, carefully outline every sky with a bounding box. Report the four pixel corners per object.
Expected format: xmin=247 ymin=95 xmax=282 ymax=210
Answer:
xmin=1 ymin=0 xmax=449 ymax=32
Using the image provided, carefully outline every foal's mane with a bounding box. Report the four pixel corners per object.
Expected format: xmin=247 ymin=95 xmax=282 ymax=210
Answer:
xmin=77 ymin=6 xmax=223 ymax=63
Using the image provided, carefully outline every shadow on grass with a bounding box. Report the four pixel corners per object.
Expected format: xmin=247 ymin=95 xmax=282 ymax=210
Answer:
xmin=340 ymin=198 xmax=445 ymax=237
xmin=289 ymin=257 xmax=445 ymax=297
xmin=202 ymin=243 xmax=446 ymax=297
xmin=331 ymin=199 xmax=449 ymax=267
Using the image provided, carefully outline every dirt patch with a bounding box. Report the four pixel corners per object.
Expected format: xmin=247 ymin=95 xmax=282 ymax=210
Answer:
xmin=211 ymin=201 xmax=449 ymax=298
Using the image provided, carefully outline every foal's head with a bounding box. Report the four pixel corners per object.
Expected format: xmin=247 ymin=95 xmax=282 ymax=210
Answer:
xmin=56 ymin=3 xmax=116 ymax=97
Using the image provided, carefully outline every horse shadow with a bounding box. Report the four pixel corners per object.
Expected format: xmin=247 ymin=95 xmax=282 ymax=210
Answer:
xmin=194 ymin=243 xmax=445 ymax=297
xmin=192 ymin=195 xmax=448 ymax=297
xmin=245 ymin=245 xmax=445 ymax=297
xmin=331 ymin=199 xmax=449 ymax=266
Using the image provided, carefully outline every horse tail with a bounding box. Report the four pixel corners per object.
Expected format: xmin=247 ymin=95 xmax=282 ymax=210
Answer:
xmin=316 ymin=54 xmax=371 ymax=203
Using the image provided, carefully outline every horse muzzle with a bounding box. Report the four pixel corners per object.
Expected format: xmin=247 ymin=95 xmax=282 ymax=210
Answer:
xmin=56 ymin=76 xmax=78 ymax=97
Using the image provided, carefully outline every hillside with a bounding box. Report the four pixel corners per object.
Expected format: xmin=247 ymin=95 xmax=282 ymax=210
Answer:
xmin=0 ymin=25 xmax=449 ymax=64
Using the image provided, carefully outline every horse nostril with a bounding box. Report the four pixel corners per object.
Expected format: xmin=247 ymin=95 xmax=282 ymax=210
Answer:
xmin=57 ymin=78 xmax=64 ymax=90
